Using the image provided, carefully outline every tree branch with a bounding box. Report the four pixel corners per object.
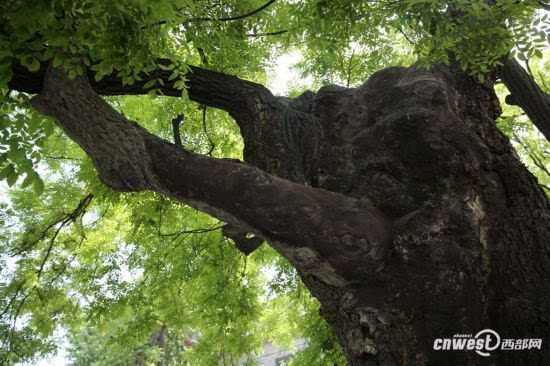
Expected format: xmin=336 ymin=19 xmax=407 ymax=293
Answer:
xmin=500 ymin=58 xmax=550 ymax=141
xmin=29 ymin=66 xmax=392 ymax=276
xmin=201 ymin=106 xmax=215 ymax=156
xmin=8 ymin=59 xmax=274 ymax=113
xmin=212 ymin=0 xmax=276 ymax=22
xmin=9 ymin=57 xmax=322 ymax=184
xmin=246 ymin=29 xmax=287 ymax=37
xmin=144 ymin=0 xmax=277 ymax=28
xmin=11 ymin=193 xmax=93 ymax=256
xmin=172 ymin=114 xmax=184 ymax=147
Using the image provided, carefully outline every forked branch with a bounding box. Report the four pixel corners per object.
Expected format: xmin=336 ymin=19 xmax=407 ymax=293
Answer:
xmin=29 ymin=65 xmax=392 ymax=276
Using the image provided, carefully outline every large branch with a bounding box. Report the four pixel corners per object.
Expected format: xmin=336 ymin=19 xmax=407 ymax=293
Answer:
xmin=29 ymin=66 xmax=391 ymax=278
xmin=9 ymin=59 xmax=273 ymax=117
xmin=10 ymin=57 xmax=321 ymax=191
xmin=447 ymin=0 xmax=550 ymax=141
xmin=500 ymin=58 xmax=550 ymax=141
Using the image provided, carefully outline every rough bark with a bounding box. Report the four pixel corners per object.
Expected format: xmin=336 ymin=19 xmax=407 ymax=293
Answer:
xmin=12 ymin=60 xmax=550 ymax=365
xmin=30 ymin=65 xmax=391 ymax=291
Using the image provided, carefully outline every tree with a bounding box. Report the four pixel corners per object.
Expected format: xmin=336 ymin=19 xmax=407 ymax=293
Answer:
xmin=1 ymin=1 xmax=549 ymax=365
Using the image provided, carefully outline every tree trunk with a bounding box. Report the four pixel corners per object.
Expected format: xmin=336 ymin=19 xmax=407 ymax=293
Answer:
xmin=15 ymin=60 xmax=550 ymax=365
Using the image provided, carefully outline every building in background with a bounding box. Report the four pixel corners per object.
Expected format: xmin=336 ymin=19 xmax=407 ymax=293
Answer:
xmin=239 ymin=339 xmax=307 ymax=366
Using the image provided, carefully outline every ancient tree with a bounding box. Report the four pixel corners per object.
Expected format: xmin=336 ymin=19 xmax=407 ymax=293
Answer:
xmin=5 ymin=56 xmax=548 ymax=365
xmin=2 ymin=0 xmax=550 ymax=365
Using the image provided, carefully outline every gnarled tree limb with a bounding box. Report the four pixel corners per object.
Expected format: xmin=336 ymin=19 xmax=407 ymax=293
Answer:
xmin=29 ymin=65 xmax=392 ymax=279
xmin=10 ymin=58 xmax=322 ymax=182
xmin=500 ymin=58 xmax=550 ymax=141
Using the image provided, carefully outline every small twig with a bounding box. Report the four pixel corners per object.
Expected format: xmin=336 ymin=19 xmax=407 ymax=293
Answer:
xmin=11 ymin=291 xmax=30 ymax=325
xmin=530 ymin=152 xmax=550 ymax=179
xmin=43 ymin=155 xmax=80 ymax=161
xmin=397 ymin=27 xmax=416 ymax=45
xmin=48 ymin=248 xmax=80 ymax=285
xmin=160 ymin=224 xmax=224 ymax=237
xmin=35 ymin=194 xmax=93 ymax=278
xmin=246 ymin=29 xmax=287 ymax=37
xmin=36 ymin=224 xmax=63 ymax=278
xmin=172 ymin=114 xmax=184 ymax=147
xmin=0 ymin=282 xmax=24 ymax=318
xmin=511 ymin=131 xmax=550 ymax=180
xmin=197 ymin=47 xmax=209 ymax=65
xmin=10 ymin=194 xmax=93 ymax=256
xmin=144 ymin=0 xmax=277 ymax=29
xmin=204 ymin=0 xmax=276 ymax=22
xmin=201 ymin=106 xmax=215 ymax=156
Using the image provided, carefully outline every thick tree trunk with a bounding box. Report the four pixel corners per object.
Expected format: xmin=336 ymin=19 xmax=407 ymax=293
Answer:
xmin=14 ymin=60 xmax=550 ymax=365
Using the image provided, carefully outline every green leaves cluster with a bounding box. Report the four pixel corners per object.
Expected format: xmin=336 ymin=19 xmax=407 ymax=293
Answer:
xmin=0 ymin=92 xmax=50 ymax=195
xmin=0 ymin=90 xmax=343 ymax=365
xmin=0 ymin=0 xmax=286 ymax=193
xmin=289 ymin=0 xmax=548 ymax=83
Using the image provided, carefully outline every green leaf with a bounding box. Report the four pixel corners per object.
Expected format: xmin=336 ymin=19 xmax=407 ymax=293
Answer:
xmin=143 ymin=79 xmax=156 ymax=89
xmin=477 ymin=73 xmax=485 ymax=84
xmin=168 ymin=71 xmax=178 ymax=81
xmin=27 ymin=57 xmax=41 ymax=72
xmin=143 ymin=64 xmax=156 ymax=73
xmin=6 ymin=168 xmax=18 ymax=186
xmin=158 ymin=63 xmax=174 ymax=71
xmin=21 ymin=171 xmax=36 ymax=188
xmin=33 ymin=176 xmax=45 ymax=195
xmin=7 ymin=147 xmax=26 ymax=163
xmin=0 ymin=163 xmax=15 ymax=180
xmin=53 ymin=54 xmax=63 ymax=68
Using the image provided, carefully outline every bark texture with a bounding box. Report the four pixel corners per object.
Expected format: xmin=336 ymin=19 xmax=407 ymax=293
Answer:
xmin=499 ymin=58 xmax=550 ymax=141
xmin=17 ymin=61 xmax=550 ymax=365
